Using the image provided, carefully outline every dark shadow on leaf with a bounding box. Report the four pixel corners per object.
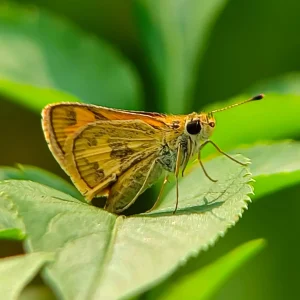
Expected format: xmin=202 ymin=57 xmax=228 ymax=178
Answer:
xmin=137 ymin=198 xmax=224 ymax=218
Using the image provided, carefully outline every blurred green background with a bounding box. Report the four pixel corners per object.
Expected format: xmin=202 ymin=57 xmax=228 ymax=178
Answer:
xmin=0 ymin=0 xmax=300 ymax=299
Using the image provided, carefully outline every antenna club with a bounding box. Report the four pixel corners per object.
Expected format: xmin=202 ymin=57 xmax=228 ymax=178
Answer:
xmin=251 ymin=94 xmax=264 ymax=101
xmin=210 ymin=93 xmax=264 ymax=114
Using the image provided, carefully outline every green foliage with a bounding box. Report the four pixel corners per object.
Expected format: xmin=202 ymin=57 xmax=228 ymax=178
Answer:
xmin=204 ymin=94 xmax=300 ymax=151
xmin=237 ymin=142 xmax=300 ymax=200
xmin=135 ymin=0 xmax=228 ymax=113
xmin=249 ymin=72 xmax=300 ymax=96
xmin=0 ymin=154 xmax=251 ymax=299
xmin=0 ymin=80 xmax=80 ymax=113
xmin=0 ymin=253 xmax=53 ymax=300
xmin=0 ymin=179 xmax=26 ymax=240
xmin=0 ymin=1 xmax=299 ymax=299
xmin=0 ymin=164 xmax=83 ymax=200
xmin=0 ymin=3 xmax=142 ymax=111
xmin=0 ymin=228 xmax=25 ymax=240
xmin=0 ymin=142 xmax=300 ymax=299
xmin=158 ymin=239 xmax=266 ymax=300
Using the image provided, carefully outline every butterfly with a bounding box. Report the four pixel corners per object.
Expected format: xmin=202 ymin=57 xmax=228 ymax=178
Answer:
xmin=42 ymin=94 xmax=263 ymax=214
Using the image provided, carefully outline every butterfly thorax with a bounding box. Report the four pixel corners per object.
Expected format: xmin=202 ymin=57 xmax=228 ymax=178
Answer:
xmin=157 ymin=113 xmax=216 ymax=174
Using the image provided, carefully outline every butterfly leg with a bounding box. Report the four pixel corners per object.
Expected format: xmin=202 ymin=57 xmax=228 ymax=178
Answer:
xmin=202 ymin=140 xmax=248 ymax=166
xmin=198 ymin=139 xmax=248 ymax=182
xmin=173 ymin=145 xmax=182 ymax=214
xmin=197 ymin=148 xmax=217 ymax=182
xmin=146 ymin=174 xmax=169 ymax=213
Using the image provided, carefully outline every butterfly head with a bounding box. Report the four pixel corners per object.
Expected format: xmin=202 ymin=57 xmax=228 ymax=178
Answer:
xmin=184 ymin=113 xmax=216 ymax=141
xmin=184 ymin=94 xmax=264 ymax=142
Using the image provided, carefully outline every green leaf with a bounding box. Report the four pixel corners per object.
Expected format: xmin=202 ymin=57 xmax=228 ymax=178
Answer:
xmin=147 ymin=154 xmax=251 ymax=215
xmin=203 ymin=93 xmax=300 ymax=152
xmin=0 ymin=141 xmax=299 ymax=299
xmin=236 ymin=141 xmax=300 ymax=200
xmin=19 ymin=285 xmax=55 ymax=300
xmin=135 ymin=0 xmax=228 ymax=113
xmin=0 ymin=3 xmax=142 ymax=112
xmin=159 ymin=140 xmax=300 ymax=208
xmin=0 ymin=155 xmax=252 ymax=300
xmin=0 ymin=80 xmax=81 ymax=113
xmin=0 ymin=228 xmax=25 ymax=240
xmin=158 ymin=239 xmax=266 ymax=300
xmin=249 ymin=72 xmax=300 ymax=96
xmin=0 ymin=252 xmax=53 ymax=300
xmin=187 ymin=141 xmax=300 ymax=202
xmin=0 ymin=164 xmax=83 ymax=200
xmin=0 ymin=187 xmax=26 ymax=240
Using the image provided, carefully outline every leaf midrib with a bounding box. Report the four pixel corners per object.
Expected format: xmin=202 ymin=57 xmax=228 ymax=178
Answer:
xmin=87 ymin=214 xmax=123 ymax=299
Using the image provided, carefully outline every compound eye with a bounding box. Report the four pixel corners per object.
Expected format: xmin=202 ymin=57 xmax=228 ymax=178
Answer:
xmin=209 ymin=121 xmax=215 ymax=128
xmin=186 ymin=120 xmax=201 ymax=135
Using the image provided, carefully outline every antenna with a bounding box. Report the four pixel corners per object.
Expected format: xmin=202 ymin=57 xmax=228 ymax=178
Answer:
xmin=211 ymin=94 xmax=264 ymax=113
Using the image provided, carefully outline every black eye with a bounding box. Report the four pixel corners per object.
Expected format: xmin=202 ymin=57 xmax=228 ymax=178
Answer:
xmin=186 ymin=120 xmax=201 ymax=135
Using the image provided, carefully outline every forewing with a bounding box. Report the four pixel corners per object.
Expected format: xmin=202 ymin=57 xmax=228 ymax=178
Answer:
xmin=42 ymin=103 xmax=169 ymax=168
xmin=64 ymin=119 xmax=163 ymax=200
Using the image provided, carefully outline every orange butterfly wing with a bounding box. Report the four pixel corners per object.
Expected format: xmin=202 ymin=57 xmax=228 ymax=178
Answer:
xmin=42 ymin=103 xmax=172 ymax=199
xmin=42 ymin=103 xmax=169 ymax=164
